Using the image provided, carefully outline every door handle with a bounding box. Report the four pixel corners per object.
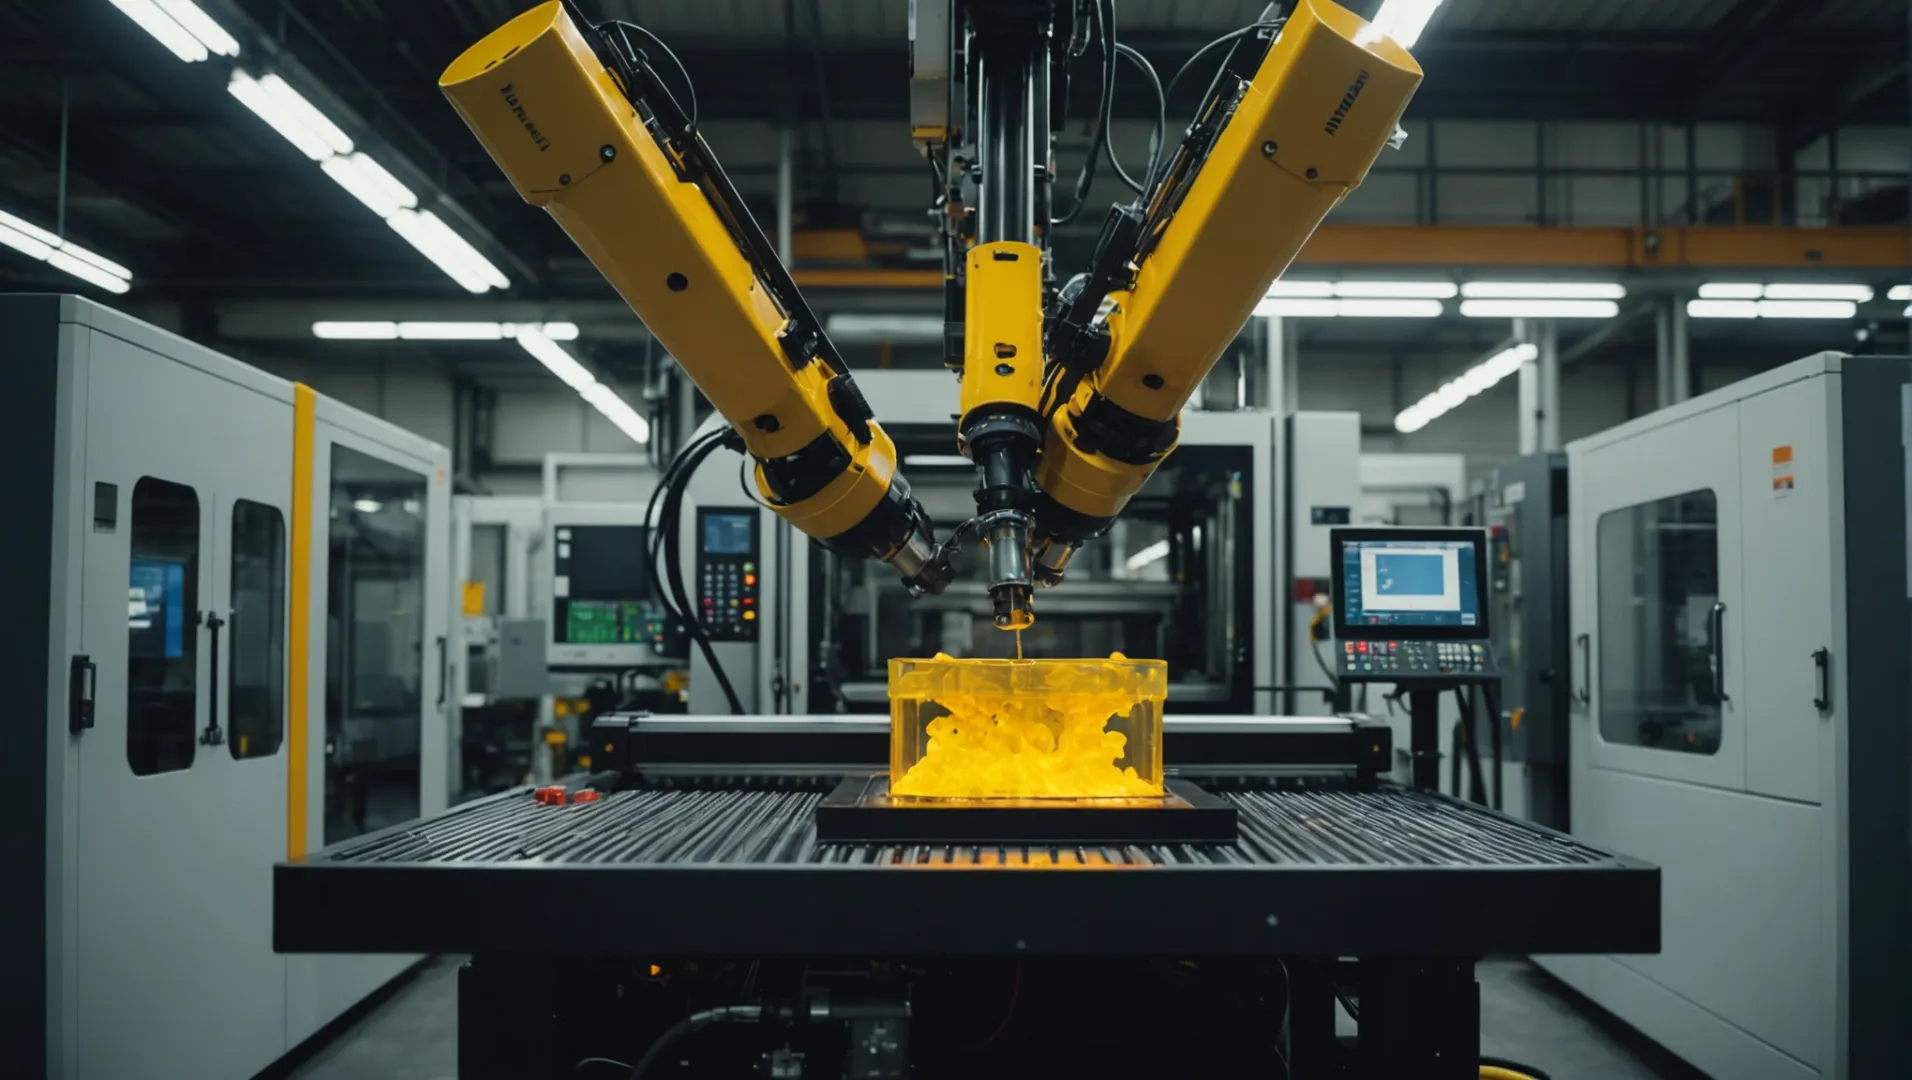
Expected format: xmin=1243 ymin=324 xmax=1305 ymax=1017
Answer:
xmin=1709 ymin=601 xmax=1730 ymax=703
xmin=436 ymin=635 xmax=449 ymax=707
xmin=200 ymin=611 xmax=227 ymax=747
xmin=69 ymin=655 xmax=97 ymax=733
xmin=1812 ymin=647 xmax=1831 ymax=712
xmin=1573 ymin=633 xmax=1591 ymax=707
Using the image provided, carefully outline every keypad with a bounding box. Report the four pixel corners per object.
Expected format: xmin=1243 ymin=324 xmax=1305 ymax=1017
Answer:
xmin=699 ymin=558 xmax=758 ymax=642
xmin=1340 ymin=639 xmax=1493 ymax=679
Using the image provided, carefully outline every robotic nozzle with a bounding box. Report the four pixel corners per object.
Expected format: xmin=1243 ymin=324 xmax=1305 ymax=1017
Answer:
xmin=983 ymin=514 xmax=1036 ymax=630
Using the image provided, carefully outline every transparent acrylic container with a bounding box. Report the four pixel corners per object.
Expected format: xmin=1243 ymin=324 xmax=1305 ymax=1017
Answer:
xmin=888 ymin=654 xmax=1167 ymax=800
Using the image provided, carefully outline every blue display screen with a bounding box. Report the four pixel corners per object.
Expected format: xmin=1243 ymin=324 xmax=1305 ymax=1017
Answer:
xmin=129 ymin=556 xmax=187 ymax=658
xmin=703 ymin=512 xmax=754 ymax=556
xmin=1342 ymin=538 xmax=1480 ymax=630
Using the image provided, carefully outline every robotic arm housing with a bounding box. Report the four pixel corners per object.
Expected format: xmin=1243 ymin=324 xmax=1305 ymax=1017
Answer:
xmin=440 ymin=3 xmax=949 ymax=596
xmin=441 ymin=0 xmax=1421 ymax=631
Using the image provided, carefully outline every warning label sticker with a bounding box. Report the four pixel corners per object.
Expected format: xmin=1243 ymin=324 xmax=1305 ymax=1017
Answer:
xmin=1772 ymin=445 xmax=1794 ymax=497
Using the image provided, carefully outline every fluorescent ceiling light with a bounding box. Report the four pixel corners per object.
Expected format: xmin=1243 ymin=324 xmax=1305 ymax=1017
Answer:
xmin=1256 ymin=298 xmax=1442 ymax=318
xmin=399 ymin=321 xmax=503 ymax=340
xmin=1266 ymin=280 xmax=1337 ymax=298
xmin=823 ymin=313 xmax=944 ymax=342
xmin=1461 ymin=281 xmax=1626 ymax=300
xmin=1460 ymin=299 xmax=1619 ymax=319
xmin=153 ymin=0 xmax=240 ymax=56
xmin=902 ymin=454 xmax=973 ymax=468
xmin=581 ymin=383 xmax=651 ymax=444
xmin=386 ymin=209 xmax=508 ymax=294
xmin=257 ymin=73 xmax=353 ymax=156
xmin=314 ymin=321 xmax=399 ymax=339
xmin=1394 ymin=343 xmax=1535 ymax=433
xmin=1686 ymin=300 xmax=1758 ymax=320
xmin=110 ymin=0 xmax=208 ymax=62
xmin=1888 ymin=285 xmax=1910 ymax=302
xmin=516 ymin=327 xmax=598 ymax=392
xmin=313 ymin=320 xmax=575 ymax=340
xmin=46 ymin=251 xmax=132 ymax=294
xmin=1758 ymin=300 xmax=1857 ymax=320
xmin=0 ymin=208 xmax=132 ymax=294
xmin=1687 ymin=299 xmax=1858 ymax=320
xmin=1257 ymin=298 xmax=1340 ymax=317
xmin=1698 ymin=283 xmax=1764 ymax=300
xmin=1357 ymin=0 xmax=1443 ymax=49
xmin=321 ymin=153 xmax=417 ymax=219
xmin=1760 ymin=283 xmax=1873 ymax=303
xmin=1126 ymin=539 xmax=1171 ymax=572
xmin=352 ymin=498 xmax=382 ymax=514
xmin=229 ymin=71 xmax=335 ymax=160
xmin=1333 ymin=280 xmax=1459 ymax=299
xmin=1335 ymin=299 xmax=1444 ymax=317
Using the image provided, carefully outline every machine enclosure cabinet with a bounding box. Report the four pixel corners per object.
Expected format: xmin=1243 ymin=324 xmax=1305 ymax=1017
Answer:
xmin=1542 ymin=352 xmax=1912 ymax=1080
xmin=3 ymin=295 xmax=453 ymax=1080
xmin=1468 ymin=453 xmax=1569 ymax=831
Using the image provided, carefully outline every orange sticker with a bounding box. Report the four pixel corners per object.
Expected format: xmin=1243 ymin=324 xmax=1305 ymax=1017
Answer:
xmin=1772 ymin=445 xmax=1793 ymax=465
xmin=461 ymin=580 xmax=486 ymax=616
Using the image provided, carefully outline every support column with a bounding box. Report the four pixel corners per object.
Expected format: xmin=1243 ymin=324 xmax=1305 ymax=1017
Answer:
xmin=776 ymin=125 xmax=795 ymax=264
xmin=1517 ymin=319 xmax=1559 ymax=454
xmin=1655 ymin=299 xmax=1691 ymax=408
xmin=1263 ymin=315 xmax=1300 ymax=415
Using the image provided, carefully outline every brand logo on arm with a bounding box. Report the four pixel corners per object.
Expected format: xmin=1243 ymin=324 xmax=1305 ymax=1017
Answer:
xmin=1323 ymin=70 xmax=1371 ymax=135
xmin=499 ymin=83 xmax=552 ymax=151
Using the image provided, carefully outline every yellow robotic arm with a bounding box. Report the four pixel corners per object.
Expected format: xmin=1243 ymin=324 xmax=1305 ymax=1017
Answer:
xmin=1030 ymin=0 xmax=1423 ymax=584
xmin=440 ymin=2 xmax=949 ymax=595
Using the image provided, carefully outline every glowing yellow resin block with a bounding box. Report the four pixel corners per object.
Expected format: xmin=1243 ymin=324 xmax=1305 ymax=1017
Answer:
xmin=888 ymin=654 xmax=1167 ymax=799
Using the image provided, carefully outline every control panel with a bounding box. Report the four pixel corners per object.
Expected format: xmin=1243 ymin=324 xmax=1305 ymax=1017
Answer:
xmin=548 ymin=519 xmax=674 ymax=667
xmin=696 ymin=508 xmax=760 ymax=642
xmin=1337 ymin=639 xmax=1499 ymax=684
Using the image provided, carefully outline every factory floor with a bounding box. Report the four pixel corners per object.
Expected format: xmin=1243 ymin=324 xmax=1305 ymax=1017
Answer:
xmin=282 ymin=955 xmax=1706 ymax=1080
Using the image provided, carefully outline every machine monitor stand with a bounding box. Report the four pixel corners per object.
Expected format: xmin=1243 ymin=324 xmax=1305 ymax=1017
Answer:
xmin=1330 ymin=527 xmax=1501 ymax=790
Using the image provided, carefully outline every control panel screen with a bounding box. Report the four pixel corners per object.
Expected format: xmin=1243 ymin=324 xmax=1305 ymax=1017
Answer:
xmin=552 ymin=524 xmax=664 ymax=648
xmin=129 ymin=556 xmax=188 ymax=659
xmin=703 ymin=512 xmax=754 ymax=556
xmin=697 ymin=508 xmax=760 ymax=642
xmin=1340 ymin=536 xmax=1482 ymax=632
xmin=562 ymin=525 xmax=648 ymax=598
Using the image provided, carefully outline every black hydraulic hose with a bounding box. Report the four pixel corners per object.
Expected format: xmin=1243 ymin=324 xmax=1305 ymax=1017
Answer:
xmin=661 ymin=438 xmax=746 ymax=714
xmin=1455 ymin=686 xmax=1486 ymax=805
xmin=1109 ymin=41 xmax=1164 ymax=197
xmin=1050 ymin=0 xmax=1110 ymax=226
xmin=1484 ymin=680 xmax=1504 ymax=810
xmin=628 ymin=1005 xmax=763 ymax=1078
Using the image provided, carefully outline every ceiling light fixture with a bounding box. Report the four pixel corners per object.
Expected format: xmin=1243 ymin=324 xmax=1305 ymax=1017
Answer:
xmin=1687 ymin=299 xmax=1858 ymax=320
xmin=111 ymin=0 xmax=238 ymax=62
xmin=320 ymin=153 xmax=417 ymax=219
xmin=1460 ymin=282 xmax=1626 ymax=300
xmin=311 ymin=320 xmax=577 ymax=340
xmin=580 ymin=383 xmax=652 ymax=444
xmin=386 ymin=209 xmax=509 ymax=294
xmin=1459 ymin=299 xmax=1619 ymax=319
xmin=1394 ymin=343 xmax=1536 ymax=434
xmin=1126 ymin=539 xmax=1171 ymax=572
xmin=1357 ymin=0 xmax=1444 ymax=49
xmin=1685 ymin=300 xmax=1758 ymax=320
xmin=0 ymin=208 xmax=133 ymax=294
xmin=1761 ymin=283 xmax=1873 ymax=302
xmin=900 ymin=455 xmax=974 ymax=468
xmin=1757 ymin=300 xmax=1858 ymax=320
xmin=1888 ymin=285 xmax=1910 ymax=302
xmin=1256 ymin=298 xmax=1443 ymax=318
xmin=1332 ymin=280 xmax=1459 ymax=299
xmin=1265 ymin=280 xmax=1337 ymax=298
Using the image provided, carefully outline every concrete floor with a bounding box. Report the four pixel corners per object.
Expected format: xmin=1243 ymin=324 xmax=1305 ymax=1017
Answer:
xmin=282 ymin=955 xmax=1706 ymax=1080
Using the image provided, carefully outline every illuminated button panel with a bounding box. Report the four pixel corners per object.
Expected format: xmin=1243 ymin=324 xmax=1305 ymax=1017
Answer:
xmin=1341 ymin=639 xmax=1491 ymax=678
xmin=696 ymin=508 xmax=759 ymax=643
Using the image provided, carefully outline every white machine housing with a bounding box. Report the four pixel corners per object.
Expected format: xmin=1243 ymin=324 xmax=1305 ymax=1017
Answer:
xmin=8 ymin=295 xmax=452 ymax=1080
xmin=1541 ymin=351 xmax=1911 ymax=1080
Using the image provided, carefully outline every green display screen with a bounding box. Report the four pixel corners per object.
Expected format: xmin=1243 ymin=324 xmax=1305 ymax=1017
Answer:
xmin=564 ymin=600 xmax=665 ymax=646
